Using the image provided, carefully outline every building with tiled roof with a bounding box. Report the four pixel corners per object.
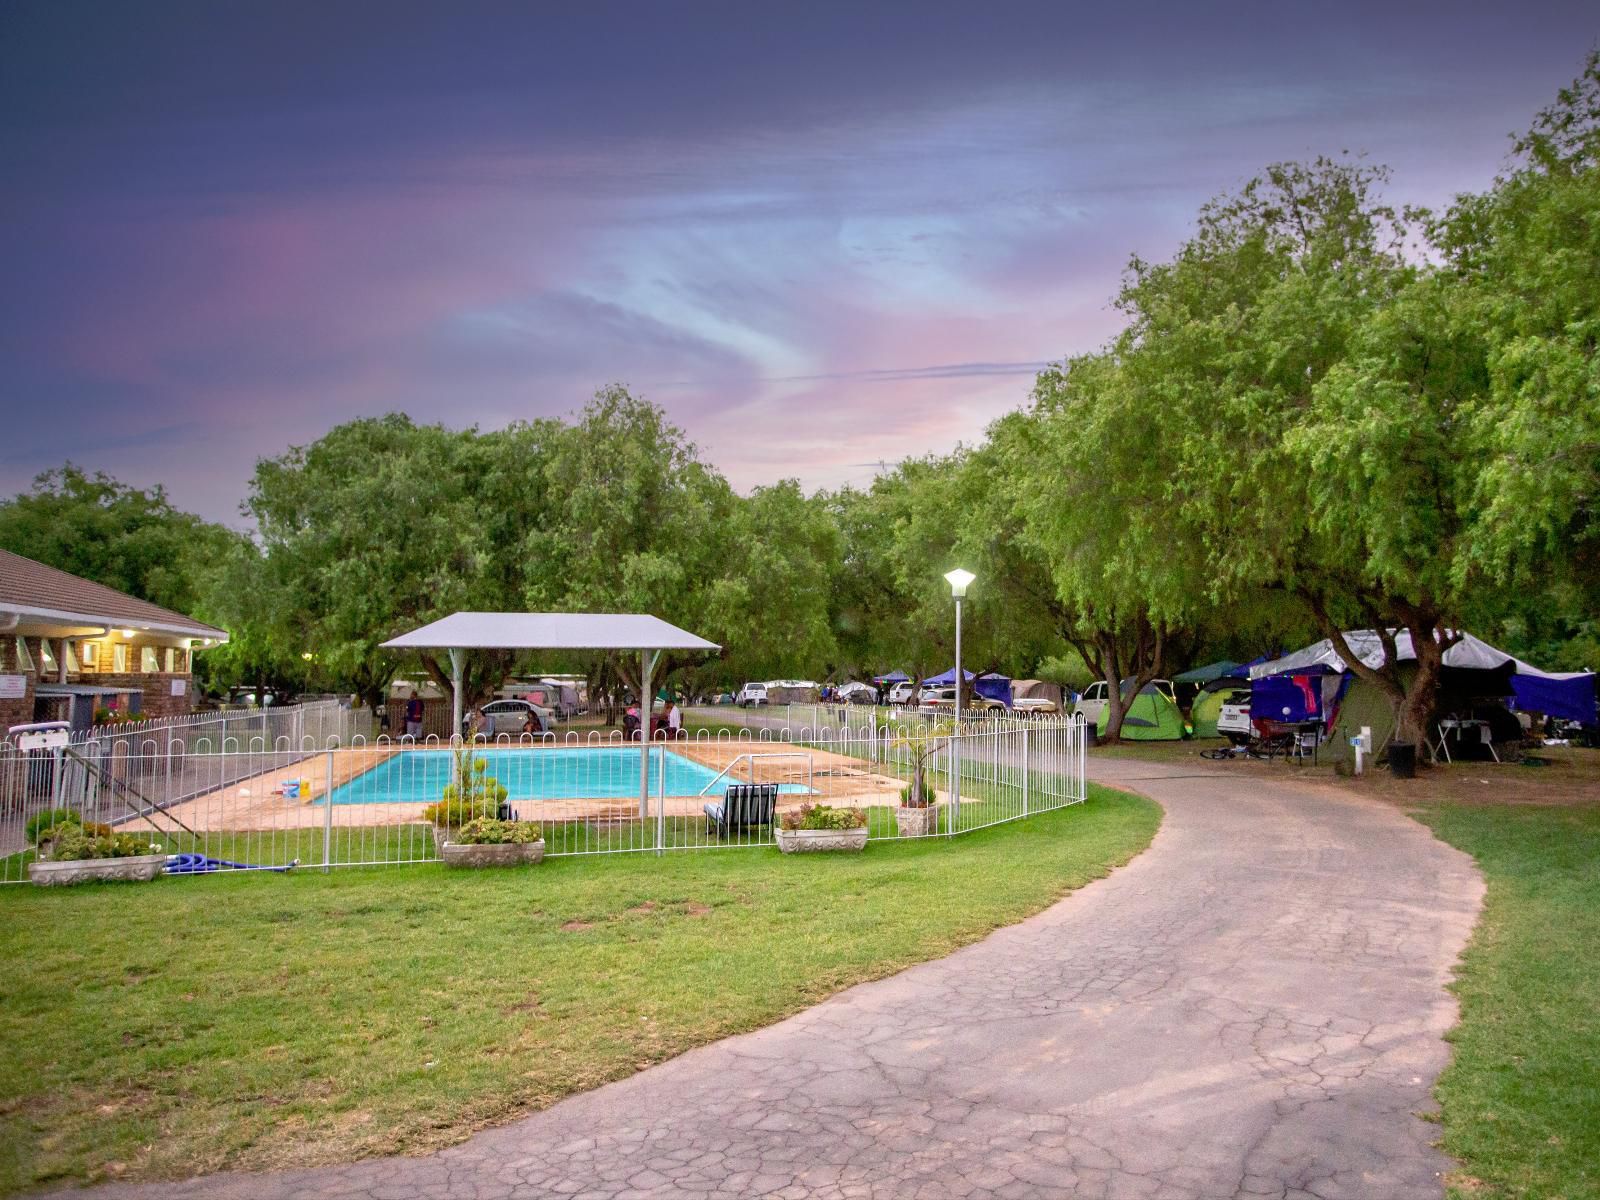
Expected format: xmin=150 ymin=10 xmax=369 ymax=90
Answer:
xmin=0 ymin=549 xmax=229 ymax=731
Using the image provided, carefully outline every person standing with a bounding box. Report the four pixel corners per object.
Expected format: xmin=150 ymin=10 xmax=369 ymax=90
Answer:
xmin=404 ymin=689 xmax=424 ymax=738
xmin=664 ymin=700 xmax=683 ymax=738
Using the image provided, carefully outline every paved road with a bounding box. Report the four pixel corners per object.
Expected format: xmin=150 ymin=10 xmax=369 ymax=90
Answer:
xmin=88 ymin=757 xmax=1482 ymax=1200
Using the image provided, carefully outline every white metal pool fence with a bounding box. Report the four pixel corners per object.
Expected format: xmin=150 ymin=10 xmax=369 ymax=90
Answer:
xmin=0 ymin=715 xmax=1087 ymax=883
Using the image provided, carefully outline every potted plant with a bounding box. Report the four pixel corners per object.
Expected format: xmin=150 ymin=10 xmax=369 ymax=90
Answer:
xmin=775 ymin=803 xmax=869 ymax=853
xmin=28 ymin=814 xmax=166 ymax=886
xmin=895 ymin=778 xmax=941 ymax=837
xmin=891 ymin=721 xmax=949 ymax=837
xmin=438 ymin=817 xmax=545 ymax=867
xmin=423 ymin=744 xmax=509 ymax=850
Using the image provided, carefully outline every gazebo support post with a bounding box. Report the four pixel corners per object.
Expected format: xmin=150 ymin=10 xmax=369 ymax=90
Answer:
xmin=448 ymin=647 xmax=466 ymax=743
xmin=639 ymin=648 xmax=658 ymax=821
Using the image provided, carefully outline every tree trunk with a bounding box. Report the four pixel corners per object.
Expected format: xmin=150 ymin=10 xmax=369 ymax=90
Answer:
xmin=1301 ymin=590 xmax=1459 ymax=769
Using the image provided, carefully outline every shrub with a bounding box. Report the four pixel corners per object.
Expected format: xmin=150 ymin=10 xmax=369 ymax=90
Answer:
xmin=25 ymin=809 xmax=79 ymax=843
xmin=899 ymin=779 xmax=936 ymax=808
xmin=422 ymin=745 xmax=509 ymax=826
xmin=44 ymin=825 xmax=162 ymax=861
xmin=451 ymin=818 xmax=542 ymax=845
xmin=780 ymin=803 xmax=868 ymax=831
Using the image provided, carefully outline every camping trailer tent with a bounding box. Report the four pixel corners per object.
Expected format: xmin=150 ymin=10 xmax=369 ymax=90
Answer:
xmin=1011 ymin=679 xmax=1064 ymax=713
xmin=1252 ymin=630 xmax=1594 ymax=763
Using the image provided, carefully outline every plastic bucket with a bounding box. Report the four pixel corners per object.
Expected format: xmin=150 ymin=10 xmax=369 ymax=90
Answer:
xmin=283 ymin=780 xmax=301 ymax=799
xmin=1388 ymin=741 xmax=1416 ymax=779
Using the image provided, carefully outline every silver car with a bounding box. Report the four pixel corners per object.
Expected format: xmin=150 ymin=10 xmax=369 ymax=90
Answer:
xmin=479 ymin=698 xmax=553 ymax=736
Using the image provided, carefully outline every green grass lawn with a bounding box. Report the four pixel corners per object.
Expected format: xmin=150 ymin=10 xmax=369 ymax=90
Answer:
xmin=0 ymin=784 xmax=1158 ymax=1194
xmin=1411 ymin=802 xmax=1600 ymax=1200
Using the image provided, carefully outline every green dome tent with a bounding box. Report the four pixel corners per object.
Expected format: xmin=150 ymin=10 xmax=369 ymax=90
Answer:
xmin=1191 ymin=680 xmax=1250 ymax=738
xmin=1095 ymin=684 xmax=1187 ymax=740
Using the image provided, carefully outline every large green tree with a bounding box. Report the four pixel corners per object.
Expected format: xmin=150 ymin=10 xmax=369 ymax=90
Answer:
xmin=0 ymin=465 xmax=236 ymax=619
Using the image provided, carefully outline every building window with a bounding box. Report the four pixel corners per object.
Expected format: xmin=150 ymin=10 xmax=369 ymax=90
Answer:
xmin=140 ymin=646 xmax=158 ymax=673
xmin=39 ymin=640 xmax=57 ymax=674
xmin=81 ymin=641 xmax=100 ymax=669
xmin=65 ymin=642 xmax=80 ymax=672
xmin=166 ymin=647 xmax=190 ymax=673
xmin=113 ymin=643 xmax=128 ymax=673
xmin=14 ymin=637 xmax=32 ymax=672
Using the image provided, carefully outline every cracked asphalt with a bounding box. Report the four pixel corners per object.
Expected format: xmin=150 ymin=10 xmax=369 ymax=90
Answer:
xmin=84 ymin=757 xmax=1483 ymax=1200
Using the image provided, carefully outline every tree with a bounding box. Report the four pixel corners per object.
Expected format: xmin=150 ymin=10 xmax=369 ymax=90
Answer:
xmin=527 ymin=387 xmax=733 ymax=699
xmin=0 ymin=465 xmax=235 ymax=619
xmin=1002 ymin=353 xmax=1207 ymax=741
xmin=1440 ymin=51 xmax=1600 ymax=646
xmin=243 ymin=415 xmax=534 ymax=712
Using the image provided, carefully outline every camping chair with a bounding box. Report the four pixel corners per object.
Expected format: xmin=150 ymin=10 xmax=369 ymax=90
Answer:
xmin=1289 ymin=723 xmax=1321 ymax=764
xmin=703 ymin=783 xmax=779 ymax=839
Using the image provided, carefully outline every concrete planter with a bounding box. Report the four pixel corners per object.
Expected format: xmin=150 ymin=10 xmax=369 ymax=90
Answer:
xmin=775 ymin=827 xmax=868 ymax=854
xmin=29 ymin=852 xmax=166 ymax=887
xmin=894 ymin=804 xmax=941 ymax=838
xmin=439 ymin=838 xmax=546 ymax=868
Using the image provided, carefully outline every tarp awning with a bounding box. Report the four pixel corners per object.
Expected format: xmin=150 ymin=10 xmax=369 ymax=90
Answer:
xmin=382 ymin=612 xmax=720 ymax=652
xmin=1172 ymin=660 xmax=1239 ymax=685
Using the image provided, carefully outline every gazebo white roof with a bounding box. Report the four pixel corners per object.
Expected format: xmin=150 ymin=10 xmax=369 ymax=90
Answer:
xmin=381 ymin=612 xmax=720 ymax=652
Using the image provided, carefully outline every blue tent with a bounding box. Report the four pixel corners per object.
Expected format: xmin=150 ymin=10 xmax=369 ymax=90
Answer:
xmin=873 ymin=670 xmax=911 ymax=684
xmin=1511 ymin=672 xmax=1597 ymax=725
xmin=922 ymin=668 xmax=1012 ymax=708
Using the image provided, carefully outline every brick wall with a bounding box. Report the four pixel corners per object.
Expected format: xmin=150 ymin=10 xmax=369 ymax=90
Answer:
xmin=0 ymin=633 xmax=198 ymax=734
xmin=0 ymin=634 xmax=33 ymax=733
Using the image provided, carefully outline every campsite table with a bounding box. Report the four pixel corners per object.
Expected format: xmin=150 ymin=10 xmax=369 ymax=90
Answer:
xmin=1433 ymin=718 xmax=1500 ymax=764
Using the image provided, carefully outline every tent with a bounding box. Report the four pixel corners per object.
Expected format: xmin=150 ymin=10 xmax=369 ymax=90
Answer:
xmin=922 ymin=668 xmax=1012 ymax=708
xmin=873 ymin=670 xmax=911 ymax=684
xmin=1191 ymin=678 xmax=1251 ymax=738
xmin=766 ymin=680 xmax=821 ymax=704
xmin=1011 ymin=679 xmax=1065 ymax=712
xmin=1252 ymin=630 xmax=1595 ymax=725
xmin=1172 ymin=660 xmax=1240 ymax=685
xmin=1095 ymin=684 xmax=1186 ymax=740
xmin=1321 ymin=663 xmax=1518 ymax=766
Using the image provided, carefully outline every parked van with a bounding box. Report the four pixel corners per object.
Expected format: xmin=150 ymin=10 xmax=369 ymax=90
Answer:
xmin=737 ymin=682 xmax=770 ymax=707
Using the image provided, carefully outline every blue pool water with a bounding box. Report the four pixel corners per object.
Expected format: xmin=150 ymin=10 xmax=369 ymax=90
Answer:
xmin=325 ymin=746 xmax=803 ymax=805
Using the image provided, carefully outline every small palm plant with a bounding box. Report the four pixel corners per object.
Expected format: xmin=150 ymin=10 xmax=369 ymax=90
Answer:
xmin=891 ymin=720 xmax=952 ymax=808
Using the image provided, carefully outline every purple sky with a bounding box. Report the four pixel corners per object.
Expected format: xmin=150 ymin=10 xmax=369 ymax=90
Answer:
xmin=1 ymin=2 xmax=1593 ymax=524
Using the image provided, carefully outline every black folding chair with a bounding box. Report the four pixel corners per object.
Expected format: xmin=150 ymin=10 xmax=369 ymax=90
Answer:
xmin=703 ymin=783 xmax=778 ymax=839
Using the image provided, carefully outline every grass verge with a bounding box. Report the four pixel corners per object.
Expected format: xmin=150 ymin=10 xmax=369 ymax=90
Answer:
xmin=0 ymin=784 xmax=1157 ymax=1194
xmin=1410 ymin=802 xmax=1600 ymax=1200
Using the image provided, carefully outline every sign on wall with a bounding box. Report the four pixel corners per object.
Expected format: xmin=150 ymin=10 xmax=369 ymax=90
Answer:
xmin=170 ymin=678 xmax=188 ymax=697
xmin=0 ymin=675 xmax=26 ymax=699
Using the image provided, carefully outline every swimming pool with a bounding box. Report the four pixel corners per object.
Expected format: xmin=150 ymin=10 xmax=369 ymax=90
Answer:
xmin=325 ymin=746 xmax=804 ymax=805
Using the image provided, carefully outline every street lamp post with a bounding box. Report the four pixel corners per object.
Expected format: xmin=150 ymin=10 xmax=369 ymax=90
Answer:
xmin=944 ymin=569 xmax=975 ymax=829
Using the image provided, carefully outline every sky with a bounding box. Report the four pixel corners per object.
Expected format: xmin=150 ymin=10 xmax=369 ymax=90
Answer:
xmin=1 ymin=2 xmax=1594 ymax=525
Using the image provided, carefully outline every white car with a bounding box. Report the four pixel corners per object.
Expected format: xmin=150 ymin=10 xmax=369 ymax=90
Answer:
xmin=479 ymin=698 xmax=553 ymax=736
xmin=1217 ymin=696 xmax=1253 ymax=744
xmin=737 ymin=682 xmax=769 ymax=707
xmin=1075 ymin=679 xmax=1175 ymax=724
xmin=887 ymin=681 xmax=916 ymax=705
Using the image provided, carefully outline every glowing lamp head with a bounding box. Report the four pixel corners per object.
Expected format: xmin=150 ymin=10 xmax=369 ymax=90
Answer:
xmin=944 ymin=568 xmax=975 ymax=599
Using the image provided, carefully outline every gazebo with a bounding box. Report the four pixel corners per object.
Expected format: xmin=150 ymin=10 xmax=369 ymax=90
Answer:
xmin=382 ymin=612 xmax=720 ymax=817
